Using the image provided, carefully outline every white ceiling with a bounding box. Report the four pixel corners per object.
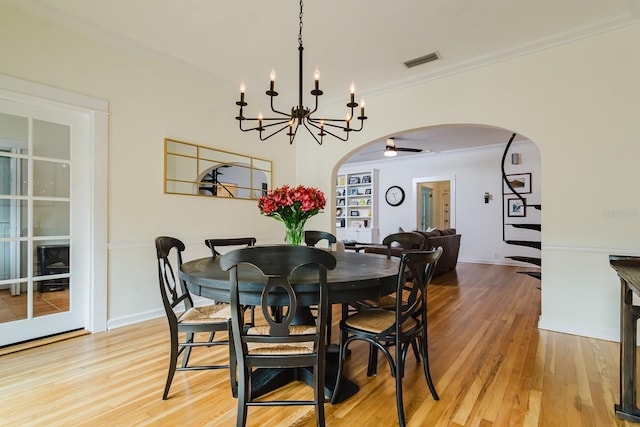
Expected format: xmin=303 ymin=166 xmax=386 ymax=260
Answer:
xmin=6 ymin=0 xmax=638 ymax=163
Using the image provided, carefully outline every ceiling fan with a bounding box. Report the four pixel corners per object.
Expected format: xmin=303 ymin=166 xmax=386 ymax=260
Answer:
xmin=384 ymin=137 xmax=423 ymax=157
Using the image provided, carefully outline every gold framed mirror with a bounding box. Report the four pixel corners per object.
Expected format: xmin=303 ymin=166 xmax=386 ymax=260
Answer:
xmin=164 ymin=138 xmax=272 ymax=200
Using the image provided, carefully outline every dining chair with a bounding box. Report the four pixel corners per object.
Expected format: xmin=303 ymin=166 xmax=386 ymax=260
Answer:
xmin=205 ymin=237 xmax=257 ymax=326
xmin=304 ymin=230 xmax=337 ymax=251
xmin=356 ymin=231 xmax=426 ymax=310
xmin=352 ymin=232 xmax=427 ymax=374
xmin=204 ymin=237 xmax=257 ymax=257
xmin=331 ymin=248 xmax=442 ymax=427
xmin=304 ymin=230 xmax=338 ymax=345
xmin=219 ymin=245 xmax=337 ymax=427
xmin=155 ymin=236 xmax=236 ymax=400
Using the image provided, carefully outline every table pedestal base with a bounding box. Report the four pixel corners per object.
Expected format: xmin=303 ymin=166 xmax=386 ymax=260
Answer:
xmin=249 ymin=352 xmax=358 ymax=404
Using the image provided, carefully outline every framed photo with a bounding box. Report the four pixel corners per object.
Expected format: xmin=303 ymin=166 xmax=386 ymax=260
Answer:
xmin=507 ymin=198 xmax=526 ymax=217
xmin=350 ymin=210 xmax=360 ymax=217
xmin=348 ymin=176 xmax=361 ymax=185
xmin=349 ymin=188 xmax=359 ymax=196
xmin=504 ymin=173 xmax=531 ymax=194
xmin=364 ymin=188 xmax=372 ymax=195
xmin=361 ymin=175 xmax=371 ymax=183
xmin=337 ymin=198 xmax=345 ymax=206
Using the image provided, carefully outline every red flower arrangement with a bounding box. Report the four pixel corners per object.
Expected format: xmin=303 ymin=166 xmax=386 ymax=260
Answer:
xmin=258 ymin=185 xmax=326 ymax=245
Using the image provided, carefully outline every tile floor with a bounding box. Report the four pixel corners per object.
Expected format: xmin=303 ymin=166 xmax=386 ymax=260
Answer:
xmin=0 ymin=287 xmax=69 ymax=322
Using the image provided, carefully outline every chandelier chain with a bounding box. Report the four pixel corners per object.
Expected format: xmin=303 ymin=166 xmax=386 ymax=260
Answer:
xmin=298 ymin=0 xmax=303 ymax=48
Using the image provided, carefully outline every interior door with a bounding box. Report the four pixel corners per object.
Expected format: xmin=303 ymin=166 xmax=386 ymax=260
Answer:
xmin=420 ymin=186 xmax=433 ymax=231
xmin=0 ymin=99 xmax=90 ymax=346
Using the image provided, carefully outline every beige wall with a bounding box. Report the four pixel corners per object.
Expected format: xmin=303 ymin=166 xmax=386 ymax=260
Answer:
xmin=297 ymin=24 xmax=640 ymax=341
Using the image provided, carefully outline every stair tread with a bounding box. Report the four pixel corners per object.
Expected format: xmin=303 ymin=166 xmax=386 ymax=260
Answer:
xmin=506 ymin=256 xmax=541 ymax=266
xmin=518 ymin=271 xmax=541 ymax=280
xmin=505 ymin=240 xmax=541 ymax=249
xmin=510 ymin=223 xmax=541 ymax=231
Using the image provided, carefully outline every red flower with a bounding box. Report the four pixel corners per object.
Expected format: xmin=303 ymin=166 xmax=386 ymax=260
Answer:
xmin=258 ymin=185 xmax=326 ymax=228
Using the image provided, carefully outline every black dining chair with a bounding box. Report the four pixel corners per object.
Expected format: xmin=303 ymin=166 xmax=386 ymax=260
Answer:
xmin=205 ymin=237 xmax=257 ymax=326
xmin=204 ymin=237 xmax=257 ymax=257
xmin=305 ymin=230 xmax=338 ymax=344
xmin=155 ymin=236 xmax=236 ymax=400
xmin=352 ymin=232 xmax=427 ymax=374
xmin=220 ymin=245 xmax=337 ymax=427
xmin=356 ymin=231 xmax=426 ymax=310
xmin=304 ymin=230 xmax=337 ymax=251
xmin=331 ymin=248 xmax=442 ymax=427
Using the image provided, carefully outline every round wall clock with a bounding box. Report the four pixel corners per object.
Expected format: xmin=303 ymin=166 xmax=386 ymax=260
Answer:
xmin=385 ymin=186 xmax=405 ymax=206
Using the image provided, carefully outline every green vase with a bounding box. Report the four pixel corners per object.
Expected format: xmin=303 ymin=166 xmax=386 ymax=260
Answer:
xmin=285 ymin=223 xmax=305 ymax=246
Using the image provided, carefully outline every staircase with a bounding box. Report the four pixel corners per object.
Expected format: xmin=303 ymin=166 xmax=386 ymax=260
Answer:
xmin=501 ymin=133 xmax=541 ymax=280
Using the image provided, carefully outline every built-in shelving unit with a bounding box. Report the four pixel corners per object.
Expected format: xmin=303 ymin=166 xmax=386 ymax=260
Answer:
xmin=336 ymin=169 xmax=379 ymax=243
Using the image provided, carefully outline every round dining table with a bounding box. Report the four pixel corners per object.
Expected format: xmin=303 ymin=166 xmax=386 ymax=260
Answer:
xmin=180 ymin=250 xmax=399 ymax=306
xmin=179 ymin=250 xmax=400 ymax=403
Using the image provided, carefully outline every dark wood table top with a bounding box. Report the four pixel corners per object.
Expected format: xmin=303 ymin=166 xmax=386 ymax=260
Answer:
xmin=180 ymin=250 xmax=400 ymax=305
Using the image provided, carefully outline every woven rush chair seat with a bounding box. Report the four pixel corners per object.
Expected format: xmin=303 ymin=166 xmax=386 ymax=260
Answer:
xmin=344 ymin=309 xmax=418 ymax=335
xmin=357 ymin=287 xmax=414 ymax=310
xmin=180 ymin=303 xmax=232 ymax=323
xmin=246 ymin=325 xmax=317 ymax=355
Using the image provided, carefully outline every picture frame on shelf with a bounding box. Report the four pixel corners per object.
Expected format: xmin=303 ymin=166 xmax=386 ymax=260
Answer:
xmin=338 ymin=199 xmax=345 ymax=206
xmin=507 ymin=197 xmax=526 ymax=217
xmin=348 ymin=176 xmax=361 ymax=185
xmin=365 ymin=188 xmax=372 ymax=194
xmin=361 ymin=175 xmax=371 ymax=183
xmin=350 ymin=210 xmax=360 ymax=217
xmin=349 ymin=188 xmax=359 ymax=195
xmin=503 ymin=173 xmax=532 ymax=194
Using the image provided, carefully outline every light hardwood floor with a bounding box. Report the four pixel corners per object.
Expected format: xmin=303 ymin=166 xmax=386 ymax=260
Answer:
xmin=0 ymin=263 xmax=631 ymax=426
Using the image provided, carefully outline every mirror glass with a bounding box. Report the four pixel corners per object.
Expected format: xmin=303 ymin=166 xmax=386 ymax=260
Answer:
xmin=164 ymin=139 xmax=272 ymax=200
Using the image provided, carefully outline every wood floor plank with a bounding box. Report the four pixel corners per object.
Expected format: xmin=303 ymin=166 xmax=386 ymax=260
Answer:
xmin=0 ymin=263 xmax=635 ymax=426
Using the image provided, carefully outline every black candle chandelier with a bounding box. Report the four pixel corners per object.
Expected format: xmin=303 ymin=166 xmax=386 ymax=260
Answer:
xmin=235 ymin=0 xmax=367 ymax=145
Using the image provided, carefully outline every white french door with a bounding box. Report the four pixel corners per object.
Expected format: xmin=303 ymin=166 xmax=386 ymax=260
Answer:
xmin=0 ymin=97 xmax=91 ymax=346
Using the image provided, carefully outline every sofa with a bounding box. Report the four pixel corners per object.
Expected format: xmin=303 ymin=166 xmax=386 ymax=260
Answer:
xmin=363 ymin=228 xmax=461 ymax=277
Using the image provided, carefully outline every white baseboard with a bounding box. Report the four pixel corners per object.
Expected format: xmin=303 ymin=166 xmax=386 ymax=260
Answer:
xmin=538 ymin=316 xmax=619 ymax=343
xmin=107 ymin=308 xmax=164 ymax=330
xmin=458 ymin=257 xmax=537 ymax=267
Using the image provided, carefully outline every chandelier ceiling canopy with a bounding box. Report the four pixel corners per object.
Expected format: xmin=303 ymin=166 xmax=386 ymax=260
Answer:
xmin=235 ymin=0 xmax=367 ymax=145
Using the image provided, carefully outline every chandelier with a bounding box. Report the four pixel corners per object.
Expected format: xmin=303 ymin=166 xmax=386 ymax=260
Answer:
xmin=235 ymin=0 xmax=367 ymax=145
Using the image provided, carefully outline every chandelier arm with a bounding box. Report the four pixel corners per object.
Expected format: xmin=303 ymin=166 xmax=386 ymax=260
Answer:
xmin=306 ymin=119 xmax=349 ymax=142
xmin=240 ymin=118 xmax=292 ymax=132
xmin=269 ymin=96 xmax=291 ymax=117
xmin=259 ymin=122 xmax=294 ymax=141
xmin=305 ymin=94 xmax=320 ymax=117
xmin=289 ymin=122 xmax=300 ymax=145
xmin=302 ymin=120 xmax=324 ymax=145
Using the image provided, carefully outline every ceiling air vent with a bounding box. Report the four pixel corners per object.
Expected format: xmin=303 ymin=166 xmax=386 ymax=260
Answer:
xmin=403 ymin=52 xmax=440 ymax=68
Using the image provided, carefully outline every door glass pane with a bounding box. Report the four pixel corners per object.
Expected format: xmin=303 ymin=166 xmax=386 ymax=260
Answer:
xmin=34 ymin=160 xmax=70 ymax=198
xmin=0 ymin=281 xmax=27 ymax=322
xmin=0 ymin=155 xmax=28 ymax=197
xmin=0 ymin=112 xmax=28 ymax=149
xmin=33 ymin=119 xmax=70 ymax=160
xmin=34 ymin=201 xmax=69 ymax=236
xmin=34 ymin=241 xmax=70 ymax=317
